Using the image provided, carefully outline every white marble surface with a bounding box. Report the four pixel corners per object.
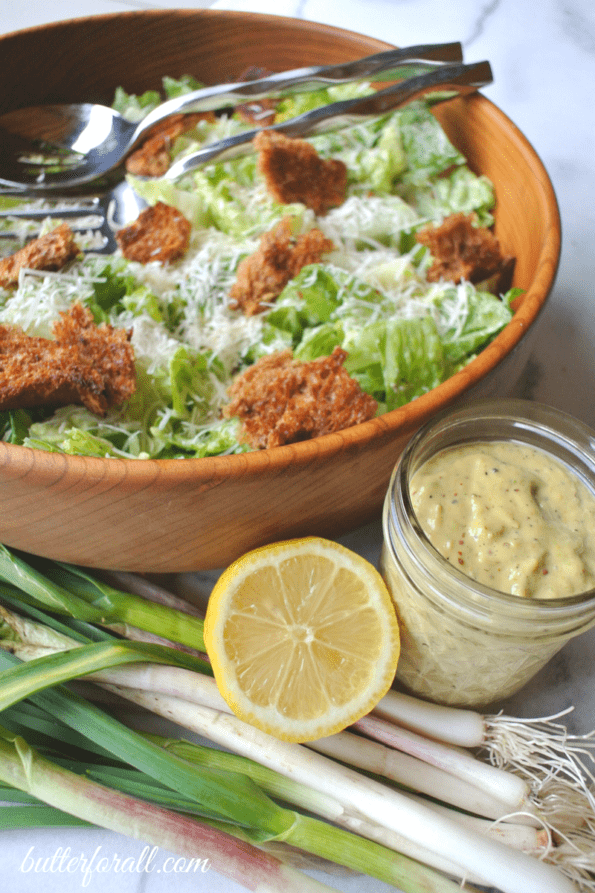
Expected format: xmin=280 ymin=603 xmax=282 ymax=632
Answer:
xmin=1 ymin=1 xmax=595 ymax=891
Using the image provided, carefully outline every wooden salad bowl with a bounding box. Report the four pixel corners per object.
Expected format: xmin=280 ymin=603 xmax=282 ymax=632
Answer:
xmin=0 ymin=11 xmax=561 ymax=572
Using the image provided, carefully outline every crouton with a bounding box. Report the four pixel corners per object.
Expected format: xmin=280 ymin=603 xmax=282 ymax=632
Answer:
xmin=229 ymin=216 xmax=334 ymax=315
xmin=0 ymin=223 xmax=80 ymax=289
xmin=223 ymin=346 xmax=377 ymax=449
xmin=0 ymin=302 xmax=135 ymax=417
xmin=415 ymin=212 xmax=510 ymax=285
xmin=254 ymin=129 xmax=347 ymax=215
xmin=116 ymin=201 xmax=191 ymax=264
xmin=125 ymin=112 xmax=215 ymax=177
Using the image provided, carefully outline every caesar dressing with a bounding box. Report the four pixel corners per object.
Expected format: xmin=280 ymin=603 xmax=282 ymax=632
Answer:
xmin=410 ymin=441 xmax=595 ymax=599
xmin=380 ymin=401 xmax=595 ymax=707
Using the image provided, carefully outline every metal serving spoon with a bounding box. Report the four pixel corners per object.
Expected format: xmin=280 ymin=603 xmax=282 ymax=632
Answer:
xmin=0 ymin=43 xmax=462 ymax=192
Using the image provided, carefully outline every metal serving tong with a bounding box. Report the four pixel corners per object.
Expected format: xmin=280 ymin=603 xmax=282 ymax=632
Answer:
xmin=167 ymin=59 xmax=492 ymax=181
xmin=0 ymin=54 xmax=492 ymax=253
xmin=0 ymin=42 xmax=471 ymax=191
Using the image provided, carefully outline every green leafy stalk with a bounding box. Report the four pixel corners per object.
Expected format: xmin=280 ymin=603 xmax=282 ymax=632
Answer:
xmin=0 ymin=713 xmax=470 ymax=893
xmin=156 ymin=735 xmax=344 ymax=818
xmin=0 ymin=603 xmax=489 ymax=891
xmin=148 ymin=736 xmax=471 ymax=893
xmin=0 ymin=804 xmax=91 ymax=829
xmin=0 ymin=547 xmax=103 ymax=622
xmin=0 ymin=630 xmax=472 ymax=892
xmin=0 ymin=551 xmax=562 ymax=892
xmin=122 ymin=691 xmax=577 ymax=893
xmin=0 ymin=546 xmax=205 ymax=651
xmin=0 ymin=648 xmax=291 ymax=836
xmin=0 ymin=639 xmax=209 ymax=712
xmin=0 ymin=707 xmax=115 ymax=763
xmin=83 ymin=765 xmax=226 ymax=820
xmin=50 ymin=561 xmax=206 ymax=651
xmin=0 ymin=725 xmax=334 ymax=893
xmin=0 ymin=585 xmax=113 ymax=644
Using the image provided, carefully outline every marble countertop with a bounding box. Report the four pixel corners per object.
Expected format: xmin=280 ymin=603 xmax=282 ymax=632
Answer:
xmin=1 ymin=2 xmax=594 ymax=891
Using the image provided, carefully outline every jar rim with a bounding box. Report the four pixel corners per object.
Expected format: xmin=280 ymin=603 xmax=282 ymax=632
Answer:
xmin=389 ymin=397 xmax=595 ymax=614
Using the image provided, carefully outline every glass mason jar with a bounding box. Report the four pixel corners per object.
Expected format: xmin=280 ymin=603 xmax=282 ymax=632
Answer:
xmin=380 ymin=399 xmax=595 ymax=708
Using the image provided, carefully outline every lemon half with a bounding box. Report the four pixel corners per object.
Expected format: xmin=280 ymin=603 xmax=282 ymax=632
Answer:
xmin=204 ymin=537 xmax=400 ymax=742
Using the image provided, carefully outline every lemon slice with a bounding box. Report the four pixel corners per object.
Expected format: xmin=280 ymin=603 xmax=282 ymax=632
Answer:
xmin=204 ymin=537 xmax=400 ymax=742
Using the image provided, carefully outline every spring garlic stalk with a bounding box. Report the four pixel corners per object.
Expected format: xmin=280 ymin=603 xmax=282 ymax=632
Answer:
xmin=0 ymin=546 xmax=205 ymax=651
xmin=0 ymin=651 xmax=469 ymax=893
xmin=0 ymin=724 xmax=335 ymax=893
xmin=0 ymin=550 xmax=591 ymax=891
xmin=104 ymin=686 xmax=578 ymax=893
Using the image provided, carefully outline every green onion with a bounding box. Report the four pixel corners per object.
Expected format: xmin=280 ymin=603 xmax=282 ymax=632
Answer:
xmin=0 ymin=723 xmax=334 ymax=893
xmin=0 ymin=651 xmax=467 ymax=892
xmin=0 ymin=546 xmax=205 ymax=651
xmin=0 ymin=639 xmax=210 ymax=712
xmin=113 ymin=687 xmax=578 ymax=893
xmin=0 ymin=803 xmax=91 ymax=829
xmin=0 ymin=544 xmax=591 ymax=892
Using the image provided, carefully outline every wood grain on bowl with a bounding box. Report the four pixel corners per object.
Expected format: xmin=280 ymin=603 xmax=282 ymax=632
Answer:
xmin=0 ymin=11 xmax=561 ymax=571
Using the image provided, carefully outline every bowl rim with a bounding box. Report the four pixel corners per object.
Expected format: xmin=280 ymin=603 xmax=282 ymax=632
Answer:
xmin=0 ymin=9 xmax=561 ymax=483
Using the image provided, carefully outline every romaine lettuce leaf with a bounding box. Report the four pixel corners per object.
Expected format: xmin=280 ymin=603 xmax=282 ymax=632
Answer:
xmin=85 ymin=261 xmax=139 ymax=319
xmin=167 ymin=346 xmax=222 ymax=417
xmin=428 ymin=283 xmax=514 ymax=364
xmin=262 ymin=264 xmax=382 ymax=350
xmin=112 ymin=86 xmax=161 ymax=123
xmin=263 ymin=264 xmax=447 ymax=408
xmin=350 ymin=118 xmax=407 ymax=193
xmin=293 ymin=322 xmax=344 ymax=363
xmin=266 ymin=265 xmax=511 ymax=411
xmin=126 ymin=174 xmax=211 ymax=229
xmin=342 ymin=316 xmax=445 ymax=410
xmin=403 ymin=165 xmax=496 ymax=227
xmin=396 ymin=101 xmax=465 ymax=185
xmin=24 ymin=404 xmax=143 ymax=458
xmin=274 ymin=81 xmax=374 ymax=122
xmin=0 ymin=409 xmax=35 ymax=445
xmin=111 ymin=74 xmax=206 ymax=123
xmin=150 ymin=417 xmax=247 ymax=459
xmin=162 ymin=74 xmax=205 ymax=98
xmin=322 ymin=194 xmax=419 ymax=247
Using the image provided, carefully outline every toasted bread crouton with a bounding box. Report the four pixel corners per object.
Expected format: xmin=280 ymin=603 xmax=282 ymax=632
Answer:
xmin=0 ymin=302 xmax=135 ymax=416
xmin=125 ymin=112 xmax=215 ymax=177
xmin=254 ymin=129 xmax=347 ymax=215
xmin=0 ymin=223 xmax=80 ymax=290
xmin=116 ymin=201 xmax=191 ymax=264
xmin=229 ymin=216 xmax=334 ymax=315
xmin=223 ymin=346 xmax=377 ymax=449
xmin=415 ymin=213 xmax=509 ymax=285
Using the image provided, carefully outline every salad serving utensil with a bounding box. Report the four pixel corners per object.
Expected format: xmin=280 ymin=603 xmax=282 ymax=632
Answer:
xmin=0 ymin=42 xmax=468 ymax=192
xmin=0 ymin=58 xmax=492 ymax=254
xmin=0 ymin=181 xmax=147 ymax=254
xmin=166 ymin=60 xmax=493 ymax=181
xmin=0 ymin=56 xmax=490 ymax=196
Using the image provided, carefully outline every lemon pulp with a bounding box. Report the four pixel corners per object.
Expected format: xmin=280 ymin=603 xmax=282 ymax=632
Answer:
xmin=204 ymin=537 xmax=400 ymax=742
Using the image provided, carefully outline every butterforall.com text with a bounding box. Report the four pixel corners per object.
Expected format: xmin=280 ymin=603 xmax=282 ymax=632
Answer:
xmin=20 ymin=843 xmax=210 ymax=887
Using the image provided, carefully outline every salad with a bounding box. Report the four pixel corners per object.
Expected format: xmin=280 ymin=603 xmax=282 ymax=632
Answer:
xmin=0 ymin=75 xmax=516 ymax=460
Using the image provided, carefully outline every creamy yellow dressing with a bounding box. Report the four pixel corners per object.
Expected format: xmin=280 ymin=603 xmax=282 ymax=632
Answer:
xmin=410 ymin=441 xmax=595 ymax=599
